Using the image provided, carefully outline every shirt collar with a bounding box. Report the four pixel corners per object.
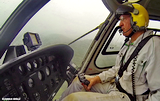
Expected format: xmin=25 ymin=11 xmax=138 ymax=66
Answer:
xmin=125 ymin=30 xmax=153 ymax=47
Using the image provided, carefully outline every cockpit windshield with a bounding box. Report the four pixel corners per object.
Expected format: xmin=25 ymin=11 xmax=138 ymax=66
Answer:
xmin=0 ymin=0 xmax=109 ymax=67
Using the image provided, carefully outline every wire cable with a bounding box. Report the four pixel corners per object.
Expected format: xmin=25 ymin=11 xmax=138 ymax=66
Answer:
xmin=132 ymin=55 xmax=137 ymax=101
xmin=68 ymin=22 xmax=104 ymax=45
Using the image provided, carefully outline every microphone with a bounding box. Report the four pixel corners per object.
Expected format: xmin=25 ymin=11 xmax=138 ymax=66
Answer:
xmin=119 ymin=27 xmax=133 ymax=34
xmin=119 ymin=22 xmax=136 ymax=34
xmin=119 ymin=28 xmax=123 ymax=33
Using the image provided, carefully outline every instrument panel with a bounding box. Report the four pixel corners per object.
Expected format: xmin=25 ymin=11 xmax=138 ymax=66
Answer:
xmin=0 ymin=44 xmax=73 ymax=101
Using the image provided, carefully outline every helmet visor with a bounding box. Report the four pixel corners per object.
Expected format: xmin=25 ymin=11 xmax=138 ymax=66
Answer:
xmin=116 ymin=4 xmax=134 ymax=19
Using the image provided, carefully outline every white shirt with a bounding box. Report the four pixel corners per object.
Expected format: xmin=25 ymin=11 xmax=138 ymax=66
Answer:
xmin=98 ymin=30 xmax=160 ymax=100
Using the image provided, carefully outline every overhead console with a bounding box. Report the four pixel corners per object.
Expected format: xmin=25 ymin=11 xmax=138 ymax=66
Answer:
xmin=0 ymin=44 xmax=73 ymax=101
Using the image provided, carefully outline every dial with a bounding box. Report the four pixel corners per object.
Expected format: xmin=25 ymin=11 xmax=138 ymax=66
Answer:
xmin=27 ymin=62 xmax=33 ymax=71
xmin=19 ymin=65 xmax=26 ymax=75
xmin=38 ymin=58 xmax=43 ymax=66
xmin=33 ymin=60 xmax=38 ymax=68
xmin=38 ymin=71 xmax=45 ymax=81
xmin=46 ymin=67 xmax=51 ymax=76
xmin=28 ymin=78 xmax=34 ymax=87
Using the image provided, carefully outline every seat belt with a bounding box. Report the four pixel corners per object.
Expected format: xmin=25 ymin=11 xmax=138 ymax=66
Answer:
xmin=118 ymin=35 xmax=156 ymax=77
xmin=116 ymin=35 xmax=157 ymax=101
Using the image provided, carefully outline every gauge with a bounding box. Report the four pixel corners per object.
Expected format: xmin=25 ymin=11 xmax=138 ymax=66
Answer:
xmin=28 ymin=78 xmax=34 ymax=87
xmin=45 ymin=67 xmax=51 ymax=76
xmin=19 ymin=66 xmax=23 ymax=72
xmin=38 ymin=71 xmax=45 ymax=81
xmin=18 ymin=65 xmax=26 ymax=75
xmin=38 ymin=58 xmax=43 ymax=66
xmin=33 ymin=60 xmax=38 ymax=68
xmin=27 ymin=62 xmax=33 ymax=71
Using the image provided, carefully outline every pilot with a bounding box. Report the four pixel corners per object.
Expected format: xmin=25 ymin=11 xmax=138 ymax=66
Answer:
xmin=59 ymin=3 xmax=160 ymax=101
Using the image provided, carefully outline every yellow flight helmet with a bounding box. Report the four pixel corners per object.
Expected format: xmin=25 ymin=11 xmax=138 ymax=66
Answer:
xmin=116 ymin=3 xmax=149 ymax=32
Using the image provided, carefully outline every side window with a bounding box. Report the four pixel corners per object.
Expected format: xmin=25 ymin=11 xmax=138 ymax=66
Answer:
xmin=148 ymin=20 xmax=160 ymax=35
xmin=96 ymin=24 xmax=125 ymax=68
xmin=95 ymin=19 xmax=160 ymax=68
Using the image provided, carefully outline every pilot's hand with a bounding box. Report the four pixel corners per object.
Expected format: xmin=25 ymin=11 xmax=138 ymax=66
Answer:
xmin=83 ymin=76 xmax=101 ymax=91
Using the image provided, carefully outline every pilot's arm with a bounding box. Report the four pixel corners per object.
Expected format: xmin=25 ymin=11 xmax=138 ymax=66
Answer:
xmin=98 ymin=65 xmax=119 ymax=83
xmin=83 ymin=65 xmax=119 ymax=91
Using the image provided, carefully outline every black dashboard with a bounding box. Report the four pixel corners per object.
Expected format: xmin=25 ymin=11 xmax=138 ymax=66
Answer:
xmin=0 ymin=44 xmax=73 ymax=101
